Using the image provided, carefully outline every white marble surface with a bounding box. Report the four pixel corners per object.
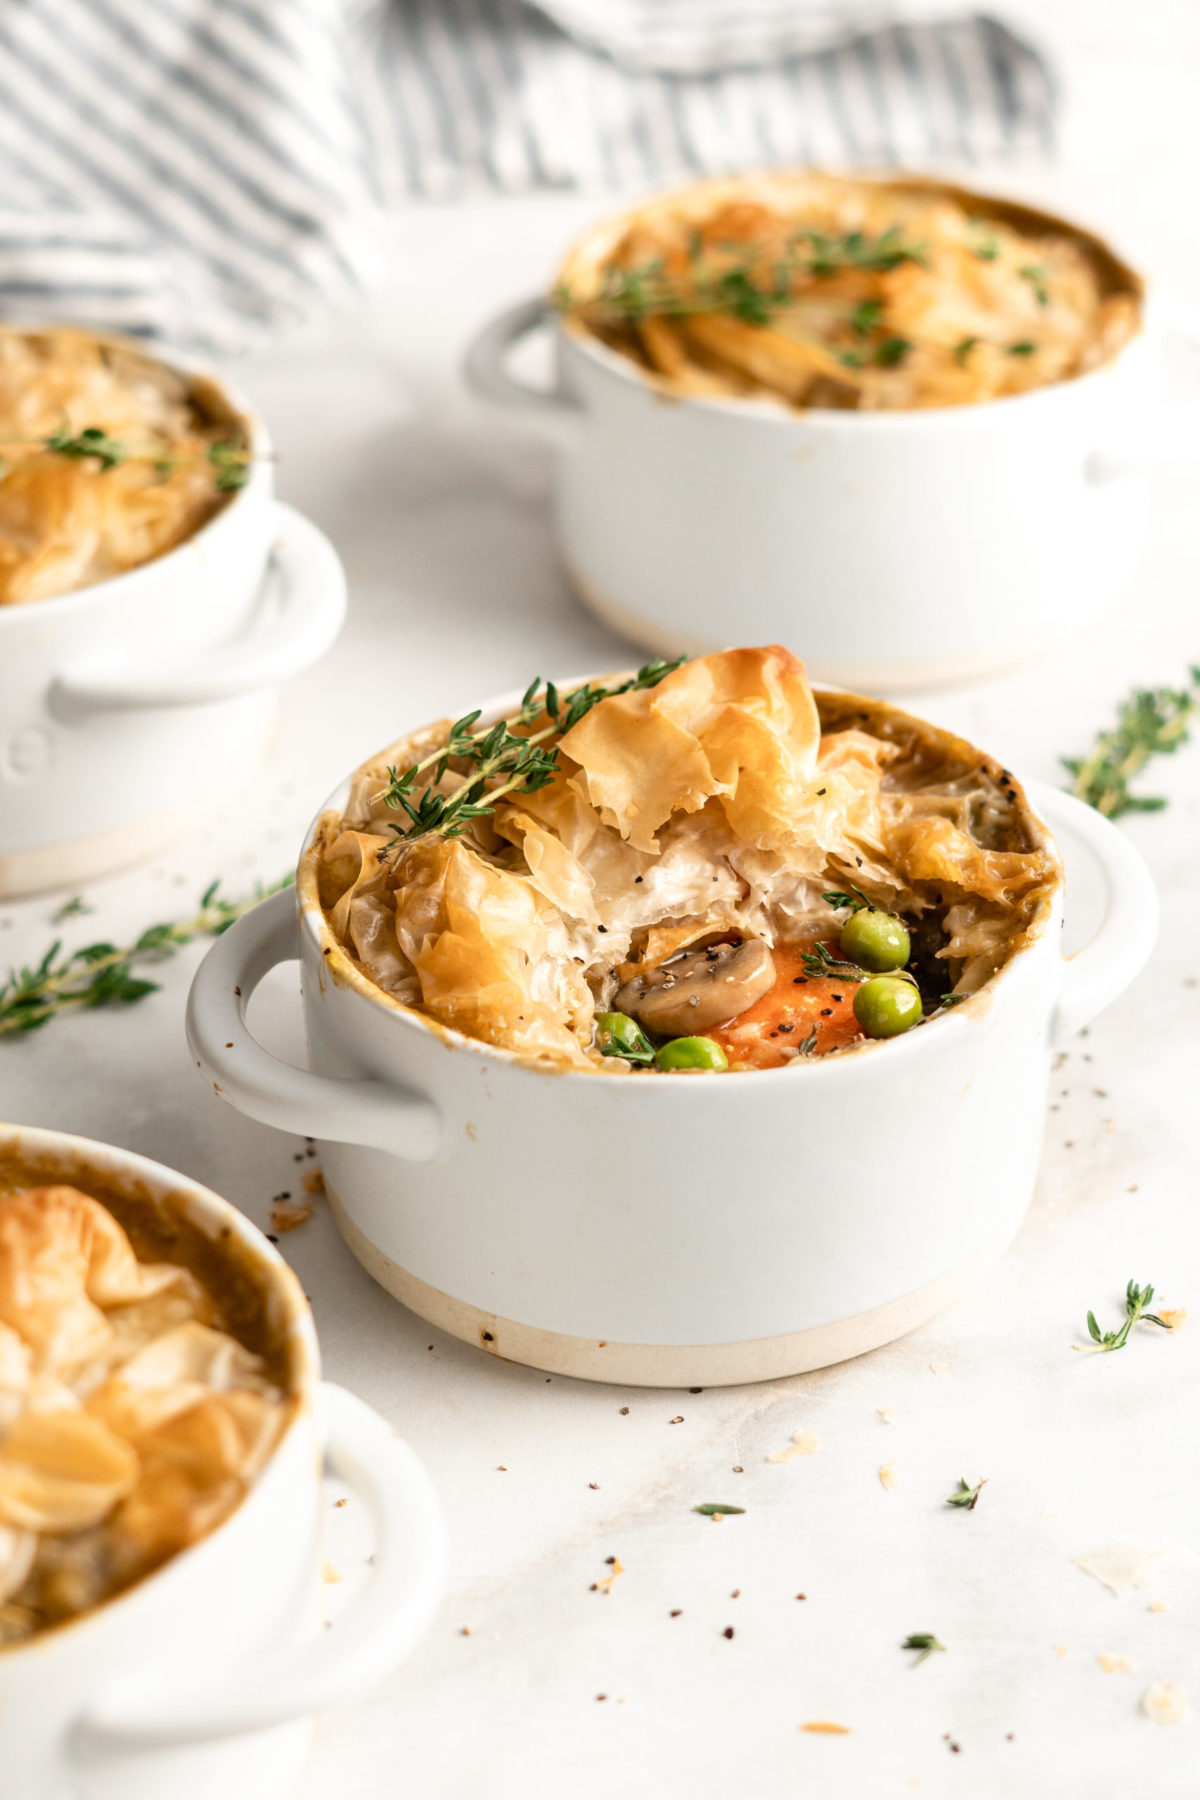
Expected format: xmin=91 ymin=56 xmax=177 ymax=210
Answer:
xmin=4 ymin=9 xmax=1200 ymax=1794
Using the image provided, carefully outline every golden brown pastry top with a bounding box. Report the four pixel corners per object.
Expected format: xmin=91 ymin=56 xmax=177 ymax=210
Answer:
xmin=557 ymin=173 xmax=1141 ymax=412
xmin=0 ymin=328 xmax=247 ymax=606
xmin=0 ymin=1185 xmax=289 ymax=1645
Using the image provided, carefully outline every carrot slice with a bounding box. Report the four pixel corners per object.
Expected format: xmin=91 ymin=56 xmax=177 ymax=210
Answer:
xmin=710 ymin=940 xmax=863 ymax=1069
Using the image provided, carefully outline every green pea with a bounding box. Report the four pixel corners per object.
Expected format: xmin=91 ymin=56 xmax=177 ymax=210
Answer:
xmin=853 ymin=976 xmax=923 ymax=1040
xmin=595 ymin=1011 xmax=655 ymax=1065
xmin=654 ymin=1035 xmax=729 ymax=1072
xmin=840 ymin=908 xmax=911 ymax=973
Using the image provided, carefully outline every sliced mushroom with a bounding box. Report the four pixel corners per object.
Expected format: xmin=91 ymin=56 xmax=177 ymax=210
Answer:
xmin=615 ymin=939 xmax=776 ymax=1037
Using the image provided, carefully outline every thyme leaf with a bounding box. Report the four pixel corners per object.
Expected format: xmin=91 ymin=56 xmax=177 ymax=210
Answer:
xmin=902 ymin=1633 xmax=946 ymax=1665
xmin=375 ymin=660 xmax=685 ymax=852
xmin=850 ymin=298 xmax=884 ymax=337
xmin=1062 ymin=669 xmax=1200 ymax=818
xmin=0 ymin=875 xmax=293 ymax=1038
xmin=945 ymin=1476 xmax=987 ymax=1510
xmin=1018 ymin=263 xmax=1050 ymax=306
xmin=51 ymin=895 xmax=93 ymax=923
xmin=873 ymin=336 xmax=911 ymax=368
xmin=1076 ymin=1280 xmax=1172 ymax=1353
xmin=1007 ymin=341 xmax=1037 ymax=356
xmin=694 ymin=1503 xmax=746 ymax=1516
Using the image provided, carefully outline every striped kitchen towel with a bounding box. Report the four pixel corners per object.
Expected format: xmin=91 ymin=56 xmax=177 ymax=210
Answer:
xmin=0 ymin=1 xmax=1055 ymax=352
xmin=365 ymin=3 xmax=1055 ymax=202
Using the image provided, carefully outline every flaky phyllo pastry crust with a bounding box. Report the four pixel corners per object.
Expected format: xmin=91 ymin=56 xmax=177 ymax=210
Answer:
xmin=558 ymin=173 xmax=1141 ymax=412
xmin=0 ymin=328 xmax=245 ymax=606
xmin=312 ymin=648 xmax=1059 ymax=1072
xmin=0 ymin=1186 xmax=286 ymax=1644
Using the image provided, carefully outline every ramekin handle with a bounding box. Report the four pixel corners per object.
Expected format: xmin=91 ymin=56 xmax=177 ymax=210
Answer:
xmin=55 ymin=502 xmax=346 ymax=710
xmin=185 ymin=886 xmax=441 ymax=1160
xmin=1026 ymin=781 xmax=1159 ymax=1046
xmin=463 ymin=296 xmax=583 ymax=446
xmin=79 ymin=1384 xmax=447 ymax=1747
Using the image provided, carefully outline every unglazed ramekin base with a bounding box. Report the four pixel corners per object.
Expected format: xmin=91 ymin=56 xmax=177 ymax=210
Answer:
xmin=328 ymin=1190 xmax=1015 ymax=1388
xmin=0 ymin=710 xmax=275 ymax=899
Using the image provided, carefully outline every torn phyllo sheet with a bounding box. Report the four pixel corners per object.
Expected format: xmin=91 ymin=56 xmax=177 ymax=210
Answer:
xmin=311 ymin=646 xmax=1059 ymax=1073
xmin=0 ymin=1185 xmax=289 ymax=1644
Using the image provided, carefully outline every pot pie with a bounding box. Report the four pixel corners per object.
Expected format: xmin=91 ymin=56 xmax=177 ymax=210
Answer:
xmin=556 ymin=173 xmax=1142 ymax=412
xmin=310 ymin=646 xmax=1059 ymax=1072
xmin=0 ymin=1174 xmax=291 ymax=1645
xmin=0 ymin=327 xmax=249 ymax=606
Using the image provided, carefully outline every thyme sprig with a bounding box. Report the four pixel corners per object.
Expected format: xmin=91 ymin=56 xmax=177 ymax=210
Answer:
xmin=1076 ymin=1280 xmax=1171 ymax=1353
xmin=821 ymin=883 xmax=875 ymax=915
xmin=801 ymin=942 xmax=868 ymax=981
xmin=558 ymin=227 xmax=927 ymax=330
xmin=0 ymin=875 xmax=292 ymax=1037
xmin=902 ymin=1633 xmax=946 ymax=1665
xmin=945 ymin=1476 xmax=987 ymax=1510
xmin=0 ymin=427 xmax=253 ymax=492
xmin=1063 ymin=669 xmax=1200 ymax=818
xmin=375 ymin=659 xmax=685 ymax=851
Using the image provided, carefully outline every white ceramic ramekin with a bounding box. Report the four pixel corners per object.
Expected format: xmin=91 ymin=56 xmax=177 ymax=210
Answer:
xmin=0 ymin=1123 xmax=446 ymax=1800
xmin=0 ymin=345 xmax=347 ymax=898
xmin=185 ymin=699 xmax=1158 ymax=1389
xmin=464 ymin=180 xmax=1157 ymax=692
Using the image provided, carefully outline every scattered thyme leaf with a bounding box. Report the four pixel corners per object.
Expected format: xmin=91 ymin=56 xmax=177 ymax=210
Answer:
xmin=902 ymin=1633 xmax=946 ymax=1665
xmin=946 ymin=1476 xmax=988 ymax=1510
xmin=849 ymin=297 xmax=884 ymax=336
xmin=1062 ymin=669 xmax=1200 ymax=818
xmin=873 ymin=336 xmax=911 ymax=368
xmin=0 ymin=874 xmax=293 ymax=1038
xmin=51 ymin=895 xmax=93 ymax=924
xmin=954 ymin=336 xmax=978 ymax=366
xmin=694 ymin=1503 xmax=746 ymax=1517
xmin=1007 ymin=341 xmax=1037 ymax=356
xmin=1018 ymin=263 xmax=1050 ymax=306
xmin=1075 ymin=1281 xmax=1173 ymax=1353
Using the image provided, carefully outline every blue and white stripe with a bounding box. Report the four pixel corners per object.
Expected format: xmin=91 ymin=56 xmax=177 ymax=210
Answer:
xmin=0 ymin=0 xmax=1056 ymax=352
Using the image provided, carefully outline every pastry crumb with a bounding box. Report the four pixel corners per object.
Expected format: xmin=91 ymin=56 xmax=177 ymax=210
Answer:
xmin=321 ymin=1562 xmax=342 ymax=1584
xmin=269 ymin=1199 xmax=313 ymax=1233
xmin=768 ymin=1429 xmax=821 ymax=1463
xmin=594 ymin=1557 xmax=624 ymax=1595
xmin=928 ymin=1362 xmax=950 ymax=1374
xmin=877 ymin=1407 xmax=897 ymax=1424
xmin=878 ymin=1462 xmax=898 ymax=1490
xmin=800 ymin=1721 xmax=849 ymax=1735
xmin=1148 ymin=1602 xmax=1169 ymax=1613
xmin=1097 ymin=1652 xmax=1134 ymax=1673
xmin=1142 ymin=1681 xmax=1190 ymax=1725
